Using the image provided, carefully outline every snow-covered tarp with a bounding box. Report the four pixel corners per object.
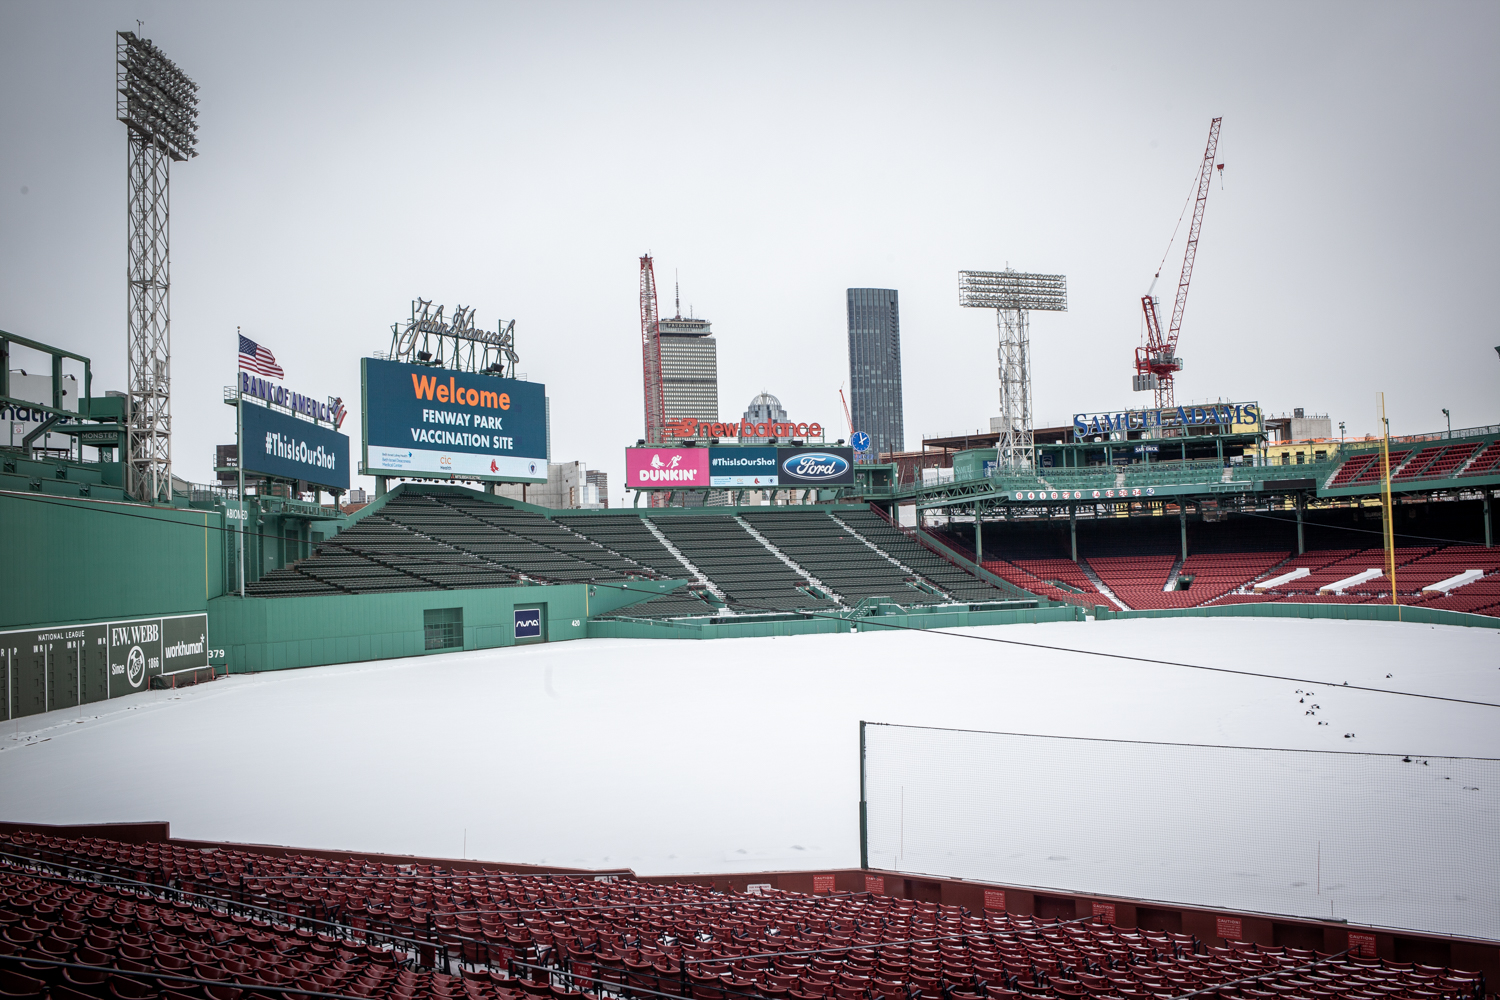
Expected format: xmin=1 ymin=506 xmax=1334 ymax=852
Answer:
xmin=1 ymin=617 xmax=1495 ymax=938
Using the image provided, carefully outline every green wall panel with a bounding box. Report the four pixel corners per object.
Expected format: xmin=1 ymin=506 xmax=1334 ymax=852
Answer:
xmin=0 ymin=492 xmax=224 ymax=631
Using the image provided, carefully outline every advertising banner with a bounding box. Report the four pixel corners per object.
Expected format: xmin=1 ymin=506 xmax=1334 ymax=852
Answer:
xmin=626 ymin=447 xmax=711 ymax=489
xmin=709 ymin=447 xmax=778 ymax=487
xmin=514 ymin=608 xmax=542 ymax=639
xmin=362 ymin=358 xmax=547 ymax=483
xmin=104 ymin=613 xmax=209 ymax=698
xmin=1072 ymin=401 xmax=1261 ymax=440
xmin=778 ymin=447 xmax=855 ymax=486
xmin=240 ymin=401 xmax=350 ymax=491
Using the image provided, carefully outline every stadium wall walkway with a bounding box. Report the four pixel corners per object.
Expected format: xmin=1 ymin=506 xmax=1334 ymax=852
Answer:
xmin=588 ymin=605 xmax=1082 ymax=640
xmin=209 ymin=579 xmax=683 ymax=673
xmin=1093 ymin=602 xmax=1500 ymax=630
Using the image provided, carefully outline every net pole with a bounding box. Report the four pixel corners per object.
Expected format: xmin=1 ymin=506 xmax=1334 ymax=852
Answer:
xmin=858 ymin=720 xmax=869 ymax=870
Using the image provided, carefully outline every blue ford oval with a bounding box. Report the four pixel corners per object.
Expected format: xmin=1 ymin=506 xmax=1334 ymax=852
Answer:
xmin=782 ymin=451 xmax=850 ymax=481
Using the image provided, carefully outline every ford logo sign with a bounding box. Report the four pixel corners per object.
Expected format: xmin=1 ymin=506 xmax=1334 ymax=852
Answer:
xmin=782 ymin=451 xmax=849 ymax=481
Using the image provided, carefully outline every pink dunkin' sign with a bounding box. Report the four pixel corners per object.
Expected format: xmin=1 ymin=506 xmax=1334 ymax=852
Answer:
xmin=627 ymin=447 xmax=710 ymax=487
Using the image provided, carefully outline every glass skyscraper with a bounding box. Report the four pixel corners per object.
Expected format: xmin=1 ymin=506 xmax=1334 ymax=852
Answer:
xmin=846 ymin=288 xmax=905 ymax=459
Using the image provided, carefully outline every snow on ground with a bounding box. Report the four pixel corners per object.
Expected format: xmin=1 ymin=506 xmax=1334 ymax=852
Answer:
xmin=1 ymin=617 xmax=1496 ymax=936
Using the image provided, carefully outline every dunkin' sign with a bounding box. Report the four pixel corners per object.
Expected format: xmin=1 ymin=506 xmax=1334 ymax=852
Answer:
xmin=627 ymin=447 xmax=710 ymax=486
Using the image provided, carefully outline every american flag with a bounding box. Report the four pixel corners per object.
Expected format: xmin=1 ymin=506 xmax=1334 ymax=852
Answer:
xmin=238 ymin=335 xmax=284 ymax=379
xmin=329 ymin=396 xmax=347 ymax=430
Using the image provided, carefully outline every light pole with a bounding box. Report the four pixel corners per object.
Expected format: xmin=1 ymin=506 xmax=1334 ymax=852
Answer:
xmin=1442 ymin=408 xmax=1451 ymax=439
xmin=1338 ymin=421 xmax=1345 ymax=444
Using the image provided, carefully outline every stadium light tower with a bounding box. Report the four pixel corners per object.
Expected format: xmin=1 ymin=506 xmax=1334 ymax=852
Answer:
xmin=117 ymin=30 xmax=198 ymax=503
xmin=959 ymin=269 xmax=1067 ymax=471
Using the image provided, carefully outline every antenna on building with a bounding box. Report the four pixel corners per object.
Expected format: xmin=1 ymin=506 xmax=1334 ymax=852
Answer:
xmin=675 ymin=271 xmax=681 ymax=320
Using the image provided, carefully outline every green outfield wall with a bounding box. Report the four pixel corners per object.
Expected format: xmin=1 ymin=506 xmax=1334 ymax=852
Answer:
xmin=0 ymin=490 xmax=225 ymax=631
xmin=209 ymin=578 xmax=683 ymax=673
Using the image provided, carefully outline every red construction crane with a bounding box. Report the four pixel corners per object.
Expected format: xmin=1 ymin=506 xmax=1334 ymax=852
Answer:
xmin=1136 ymin=117 xmax=1222 ymax=409
xmin=639 ymin=255 xmax=666 ymax=444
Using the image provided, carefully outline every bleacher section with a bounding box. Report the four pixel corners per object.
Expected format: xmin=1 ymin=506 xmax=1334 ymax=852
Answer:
xmin=247 ymin=492 xmax=650 ymax=598
xmin=1 ymin=829 xmax=1489 ymax=1000
xmin=741 ymin=510 xmax=946 ymax=607
xmin=551 ymin=513 xmax=720 ymax=619
xmin=835 ymin=510 xmax=1012 ymax=605
xmin=552 ymin=514 xmax=687 ymax=578
xmin=650 ymin=516 xmax=839 ymax=614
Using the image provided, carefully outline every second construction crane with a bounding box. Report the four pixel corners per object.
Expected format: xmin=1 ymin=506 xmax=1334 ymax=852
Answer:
xmin=640 ymin=255 xmax=666 ymax=444
xmin=1135 ymin=117 xmax=1223 ymax=409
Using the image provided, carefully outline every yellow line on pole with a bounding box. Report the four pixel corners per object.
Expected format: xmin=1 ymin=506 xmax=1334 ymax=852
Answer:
xmin=1378 ymin=393 xmax=1399 ymax=621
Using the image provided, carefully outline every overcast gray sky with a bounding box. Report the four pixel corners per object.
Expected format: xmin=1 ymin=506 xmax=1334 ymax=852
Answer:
xmin=2 ymin=1 xmax=1496 ymax=504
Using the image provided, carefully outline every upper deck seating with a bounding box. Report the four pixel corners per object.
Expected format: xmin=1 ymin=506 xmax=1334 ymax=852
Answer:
xmin=1327 ymin=453 xmax=1378 ymax=488
xmin=1460 ymin=440 xmax=1500 ymax=477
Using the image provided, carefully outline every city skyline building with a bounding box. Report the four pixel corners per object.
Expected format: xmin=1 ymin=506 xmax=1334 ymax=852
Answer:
xmin=739 ymin=392 xmax=789 ymax=444
xmin=846 ymin=288 xmax=905 ymax=460
xmin=659 ymin=284 xmax=719 ymax=426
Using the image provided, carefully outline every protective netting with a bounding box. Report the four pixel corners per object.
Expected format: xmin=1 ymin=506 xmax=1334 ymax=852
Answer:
xmin=864 ymin=723 xmax=1499 ymax=941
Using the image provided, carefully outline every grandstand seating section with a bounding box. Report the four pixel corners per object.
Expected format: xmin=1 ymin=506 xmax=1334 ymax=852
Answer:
xmin=240 ymin=487 xmax=1500 ymax=619
xmin=832 ymin=511 xmax=1013 ymax=605
xmin=1462 ymin=441 xmax=1500 ymax=478
xmin=0 ymin=830 xmax=1488 ymax=1000
xmin=740 ymin=512 xmax=946 ymax=607
xmin=648 ymin=517 xmax=840 ymax=615
xmin=930 ymin=525 xmax=1500 ymax=617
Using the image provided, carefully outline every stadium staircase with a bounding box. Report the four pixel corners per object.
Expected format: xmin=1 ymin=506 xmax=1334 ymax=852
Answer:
xmin=734 ymin=515 xmax=847 ymax=608
xmin=745 ymin=510 xmax=950 ymax=608
xmin=1 ymin=828 xmax=1490 ymax=1000
xmin=648 ymin=516 xmax=841 ymax=615
xmin=639 ymin=517 xmax=731 ymax=607
xmin=831 ymin=510 xmax=1013 ymax=605
xmin=1077 ymin=560 xmax=1131 ymax=611
xmin=549 ymin=513 xmax=718 ymax=619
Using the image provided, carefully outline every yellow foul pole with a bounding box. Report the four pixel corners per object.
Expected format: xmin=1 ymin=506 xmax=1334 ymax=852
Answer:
xmin=1378 ymin=393 xmax=1398 ymax=620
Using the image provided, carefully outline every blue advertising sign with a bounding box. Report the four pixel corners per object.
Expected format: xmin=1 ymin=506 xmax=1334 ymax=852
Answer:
xmin=361 ymin=358 xmax=547 ymax=482
xmin=778 ymin=447 xmax=855 ymax=486
xmin=514 ymin=608 xmax=542 ymax=639
xmin=709 ymin=447 xmax=779 ymax=487
xmin=851 ymin=431 xmax=871 ymax=452
xmin=239 ymin=400 xmax=350 ymax=490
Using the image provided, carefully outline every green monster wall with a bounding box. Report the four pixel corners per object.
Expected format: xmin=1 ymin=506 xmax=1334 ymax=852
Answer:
xmin=208 ymin=578 xmax=682 ymax=673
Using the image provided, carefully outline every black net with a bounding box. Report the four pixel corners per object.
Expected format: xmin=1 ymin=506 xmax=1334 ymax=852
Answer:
xmin=864 ymin=723 xmax=1499 ymax=940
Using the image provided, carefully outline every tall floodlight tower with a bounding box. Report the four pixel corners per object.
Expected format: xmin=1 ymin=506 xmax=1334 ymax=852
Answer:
xmin=958 ymin=269 xmax=1067 ymax=471
xmin=117 ymin=31 xmax=199 ymax=502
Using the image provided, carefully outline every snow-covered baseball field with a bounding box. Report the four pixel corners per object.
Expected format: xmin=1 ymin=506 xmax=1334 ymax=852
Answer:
xmin=2 ymin=617 xmax=1496 ymax=938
